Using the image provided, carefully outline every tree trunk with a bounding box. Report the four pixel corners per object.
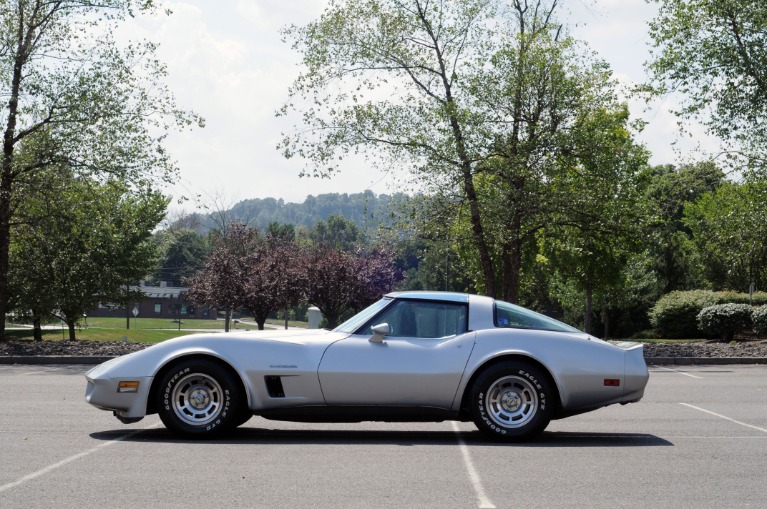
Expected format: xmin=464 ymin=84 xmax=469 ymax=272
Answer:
xmin=0 ymin=209 xmax=9 ymax=341
xmin=501 ymin=231 xmax=523 ymax=303
xmin=254 ymin=310 xmax=268 ymax=331
xmin=416 ymin=1 xmax=496 ymax=298
xmin=602 ymin=308 xmax=610 ymax=340
xmin=224 ymin=308 xmax=231 ymax=332
xmin=0 ymin=119 xmax=15 ymax=342
xmin=584 ymin=284 xmax=593 ymax=334
xmin=324 ymin=307 xmax=340 ymax=329
xmin=33 ymin=316 xmax=42 ymax=341
xmin=67 ymin=320 xmax=77 ymax=341
xmin=1 ymin=17 xmax=29 ymax=342
xmin=463 ymin=166 xmax=496 ymax=297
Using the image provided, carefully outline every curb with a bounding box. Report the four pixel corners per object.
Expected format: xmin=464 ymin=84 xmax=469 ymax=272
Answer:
xmin=645 ymin=357 xmax=767 ymax=365
xmin=2 ymin=356 xmax=767 ymax=366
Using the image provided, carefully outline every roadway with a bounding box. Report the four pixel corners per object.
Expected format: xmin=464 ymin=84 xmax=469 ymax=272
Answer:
xmin=0 ymin=364 xmax=765 ymax=508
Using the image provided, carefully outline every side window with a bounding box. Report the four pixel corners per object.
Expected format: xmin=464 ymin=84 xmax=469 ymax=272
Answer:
xmin=494 ymin=301 xmax=579 ymax=333
xmin=362 ymin=300 xmax=468 ymax=338
xmin=495 ymin=304 xmax=539 ymax=329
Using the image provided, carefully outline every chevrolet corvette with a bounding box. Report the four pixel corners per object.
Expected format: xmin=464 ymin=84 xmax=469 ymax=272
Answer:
xmin=85 ymin=291 xmax=648 ymax=441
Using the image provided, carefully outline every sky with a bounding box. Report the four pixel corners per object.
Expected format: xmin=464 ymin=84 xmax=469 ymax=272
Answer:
xmin=120 ymin=0 xmax=714 ymax=210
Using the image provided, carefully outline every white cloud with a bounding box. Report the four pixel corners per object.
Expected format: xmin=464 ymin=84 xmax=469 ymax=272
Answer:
xmin=112 ymin=0 xmax=394 ymax=209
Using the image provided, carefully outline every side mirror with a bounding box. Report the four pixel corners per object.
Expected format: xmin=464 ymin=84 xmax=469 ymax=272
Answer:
xmin=369 ymin=323 xmax=390 ymax=343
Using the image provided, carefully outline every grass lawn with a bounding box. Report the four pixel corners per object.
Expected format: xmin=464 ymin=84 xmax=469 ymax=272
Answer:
xmin=4 ymin=326 xmax=209 ymax=343
xmin=5 ymin=316 xmax=309 ymax=344
xmin=85 ymin=316 xmax=226 ymax=330
xmin=264 ymin=318 xmax=308 ymax=329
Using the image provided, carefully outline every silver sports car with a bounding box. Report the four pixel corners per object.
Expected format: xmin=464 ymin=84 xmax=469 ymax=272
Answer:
xmin=85 ymin=291 xmax=648 ymax=441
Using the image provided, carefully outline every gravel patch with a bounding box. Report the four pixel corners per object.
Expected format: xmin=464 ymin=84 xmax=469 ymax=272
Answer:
xmin=641 ymin=340 xmax=767 ymax=359
xmin=0 ymin=340 xmax=147 ymax=357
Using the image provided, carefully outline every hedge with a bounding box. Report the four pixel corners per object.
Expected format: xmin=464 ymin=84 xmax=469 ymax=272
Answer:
xmin=754 ymin=305 xmax=767 ymax=335
xmin=650 ymin=290 xmax=767 ymax=339
xmin=697 ymin=304 xmax=753 ymax=341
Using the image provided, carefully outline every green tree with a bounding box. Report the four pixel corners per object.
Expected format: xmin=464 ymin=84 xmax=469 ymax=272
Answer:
xmin=281 ymin=0 xmax=638 ymax=302
xmin=10 ymin=174 xmax=167 ymax=340
xmin=280 ymin=0 xmax=516 ymax=297
xmin=540 ymin=106 xmax=647 ymax=333
xmin=464 ymin=26 xmax=636 ymax=303
xmin=266 ymin=222 xmax=296 ymax=243
xmin=396 ymin=234 xmax=473 ymax=294
xmin=684 ymin=180 xmax=767 ymax=291
xmin=7 ymin=174 xmax=62 ymax=339
xmin=0 ymin=0 xmax=201 ymax=339
xmin=640 ymin=162 xmax=725 ymax=294
xmin=646 ymin=0 xmax=767 ymax=168
xmin=154 ymin=229 xmax=209 ymax=287
xmin=309 ymin=214 xmax=362 ymax=251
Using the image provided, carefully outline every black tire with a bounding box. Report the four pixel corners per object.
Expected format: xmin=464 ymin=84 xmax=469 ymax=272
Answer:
xmin=156 ymin=358 xmax=243 ymax=438
xmin=470 ymin=361 xmax=555 ymax=441
xmin=234 ymin=406 xmax=254 ymax=428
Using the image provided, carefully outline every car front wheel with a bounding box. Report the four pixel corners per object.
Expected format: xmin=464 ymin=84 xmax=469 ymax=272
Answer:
xmin=156 ymin=359 xmax=242 ymax=438
xmin=470 ymin=361 xmax=554 ymax=441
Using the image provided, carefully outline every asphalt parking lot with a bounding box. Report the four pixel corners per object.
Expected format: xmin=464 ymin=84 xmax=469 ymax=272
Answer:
xmin=1 ymin=364 xmax=765 ymax=509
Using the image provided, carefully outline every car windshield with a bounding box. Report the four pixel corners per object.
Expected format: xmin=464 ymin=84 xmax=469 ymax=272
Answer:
xmin=494 ymin=301 xmax=580 ymax=333
xmin=333 ymin=297 xmax=393 ymax=333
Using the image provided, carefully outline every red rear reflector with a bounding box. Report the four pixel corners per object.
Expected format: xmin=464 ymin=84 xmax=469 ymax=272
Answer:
xmin=604 ymin=379 xmax=621 ymax=387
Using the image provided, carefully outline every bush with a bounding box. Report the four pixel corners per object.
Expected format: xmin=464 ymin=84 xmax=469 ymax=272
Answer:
xmin=716 ymin=291 xmax=767 ymax=306
xmin=649 ymin=291 xmax=721 ymax=338
xmin=753 ymin=305 xmax=767 ymax=335
xmin=650 ymin=290 xmax=767 ymax=338
xmin=697 ymin=304 xmax=753 ymax=341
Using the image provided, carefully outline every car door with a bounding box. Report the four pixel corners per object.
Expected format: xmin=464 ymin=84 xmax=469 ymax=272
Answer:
xmin=318 ymin=299 xmax=475 ymax=408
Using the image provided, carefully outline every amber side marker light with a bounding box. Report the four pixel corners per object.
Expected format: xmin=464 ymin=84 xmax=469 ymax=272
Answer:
xmin=118 ymin=381 xmax=140 ymax=393
xmin=603 ymin=379 xmax=621 ymax=387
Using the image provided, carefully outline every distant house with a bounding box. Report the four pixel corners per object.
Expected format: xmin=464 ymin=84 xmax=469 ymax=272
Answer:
xmin=88 ymin=281 xmax=217 ymax=320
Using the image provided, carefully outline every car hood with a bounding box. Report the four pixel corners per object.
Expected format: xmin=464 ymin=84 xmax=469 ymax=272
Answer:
xmin=87 ymin=328 xmax=349 ymax=380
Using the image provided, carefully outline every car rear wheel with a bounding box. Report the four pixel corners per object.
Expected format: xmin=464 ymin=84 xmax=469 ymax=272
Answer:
xmin=470 ymin=361 xmax=554 ymax=441
xmin=156 ymin=358 xmax=242 ymax=438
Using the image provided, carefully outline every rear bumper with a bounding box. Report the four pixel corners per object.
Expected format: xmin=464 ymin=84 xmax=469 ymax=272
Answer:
xmin=621 ymin=342 xmax=649 ymax=403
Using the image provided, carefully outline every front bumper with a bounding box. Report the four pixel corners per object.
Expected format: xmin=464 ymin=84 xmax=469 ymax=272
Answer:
xmin=85 ymin=375 xmax=154 ymax=421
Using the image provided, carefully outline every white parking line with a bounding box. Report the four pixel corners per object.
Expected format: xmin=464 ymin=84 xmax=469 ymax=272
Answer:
xmin=680 ymin=403 xmax=767 ymax=433
xmin=652 ymin=366 xmax=703 ymax=379
xmin=0 ymin=423 xmax=160 ymax=494
xmin=451 ymin=422 xmax=496 ymax=509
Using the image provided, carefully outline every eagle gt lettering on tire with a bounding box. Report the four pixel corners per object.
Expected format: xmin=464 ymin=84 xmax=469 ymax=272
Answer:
xmin=156 ymin=358 xmax=242 ymax=437
xmin=470 ymin=361 xmax=555 ymax=440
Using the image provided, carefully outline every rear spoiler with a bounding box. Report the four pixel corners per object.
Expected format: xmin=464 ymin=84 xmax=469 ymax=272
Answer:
xmin=612 ymin=341 xmax=644 ymax=351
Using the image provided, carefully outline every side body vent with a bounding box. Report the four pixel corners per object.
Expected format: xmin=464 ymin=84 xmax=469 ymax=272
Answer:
xmin=265 ymin=376 xmax=285 ymax=398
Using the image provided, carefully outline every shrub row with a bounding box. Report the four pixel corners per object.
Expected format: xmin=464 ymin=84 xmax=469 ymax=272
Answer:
xmin=754 ymin=305 xmax=767 ymax=335
xmin=697 ymin=304 xmax=754 ymax=341
xmin=650 ymin=290 xmax=767 ymax=339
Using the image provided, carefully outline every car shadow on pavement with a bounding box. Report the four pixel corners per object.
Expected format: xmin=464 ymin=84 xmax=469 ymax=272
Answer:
xmin=89 ymin=427 xmax=672 ymax=447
